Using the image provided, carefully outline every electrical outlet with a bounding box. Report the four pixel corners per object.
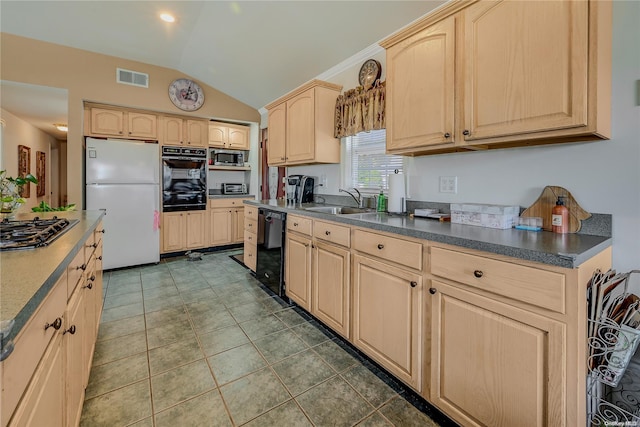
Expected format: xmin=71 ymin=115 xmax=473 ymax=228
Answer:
xmin=320 ymin=174 xmax=327 ymax=187
xmin=439 ymin=176 xmax=458 ymax=194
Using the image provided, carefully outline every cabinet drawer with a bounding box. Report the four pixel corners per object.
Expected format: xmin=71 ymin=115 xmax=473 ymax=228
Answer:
xmin=244 ymin=217 xmax=257 ymax=233
xmin=209 ymin=197 xmax=251 ymax=209
xmin=244 ymin=234 xmax=257 ymax=272
xmin=430 ymin=246 xmax=566 ymax=313
xmin=1 ymin=275 xmax=66 ymax=423
xmin=66 ymin=249 xmax=86 ymax=299
xmin=287 ymin=215 xmax=312 ymax=236
xmin=244 ymin=229 xmax=257 ymax=245
xmin=245 ymin=205 xmax=258 ymax=221
xmin=313 ymin=220 xmax=350 ymax=248
xmin=353 ymin=229 xmax=422 ymax=270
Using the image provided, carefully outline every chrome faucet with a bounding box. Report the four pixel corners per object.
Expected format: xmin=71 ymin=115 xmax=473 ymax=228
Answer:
xmin=339 ymin=188 xmax=363 ymax=207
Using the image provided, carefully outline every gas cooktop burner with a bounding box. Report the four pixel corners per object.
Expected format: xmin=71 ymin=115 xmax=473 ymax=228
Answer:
xmin=0 ymin=217 xmax=79 ymax=251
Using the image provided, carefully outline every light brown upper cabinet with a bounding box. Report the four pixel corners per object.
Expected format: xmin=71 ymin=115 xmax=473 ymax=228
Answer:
xmin=87 ymin=107 xmax=158 ymax=140
xmin=381 ymin=0 xmax=611 ymax=155
xmin=208 ymin=122 xmax=250 ymax=150
xmin=161 ymin=116 xmax=208 ymax=147
xmin=265 ymin=80 xmax=342 ymax=167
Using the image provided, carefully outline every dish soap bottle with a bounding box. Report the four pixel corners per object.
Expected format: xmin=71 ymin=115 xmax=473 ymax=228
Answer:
xmin=376 ymin=188 xmax=386 ymax=212
xmin=552 ymin=195 xmax=569 ymax=234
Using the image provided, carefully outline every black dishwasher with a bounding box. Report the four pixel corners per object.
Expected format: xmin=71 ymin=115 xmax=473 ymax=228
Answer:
xmin=256 ymin=208 xmax=286 ymax=297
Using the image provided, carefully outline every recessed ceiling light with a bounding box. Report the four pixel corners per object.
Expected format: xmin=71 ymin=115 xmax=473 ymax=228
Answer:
xmin=54 ymin=124 xmax=68 ymax=132
xmin=160 ymin=13 xmax=175 ymax=23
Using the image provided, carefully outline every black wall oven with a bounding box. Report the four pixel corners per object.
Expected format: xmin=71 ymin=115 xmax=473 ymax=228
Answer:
xmin=161 ymin=146 xmax=207 ymax=212
xmin=256 ymin=208 xmax=286 ymax=297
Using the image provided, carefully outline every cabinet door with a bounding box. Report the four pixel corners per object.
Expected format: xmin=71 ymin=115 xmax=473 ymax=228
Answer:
xmin=386 ymin=15 xmax=455 ymax=152
xmin=285 ymin=232 xmax=312 ymax=311
xmin=352 ymin=254 xmax=422 ymax=390
xmin=209 ymin=208 xmax=232 ymax=246
xmin=312 ymin=242 xmax=350 ymax=339
xmin=127 ymin=112 xmax=157 ymax=139
xmin=162 ymin=212 xmax=186 ymax=252
xmin=430 ymin=280 xmax=566 ymax=427
xmin=227 ymin=125 xmax=250 ymax=150
xmin=462 ymin=0 xmax=588 ymax=143
xmin=65 ymin=288 xmax=85 ymax=427
xmin=8 ymin=334 xmax=64 ymax=427
xmin=208 ymin=123 xmax=227 ymax=148
xmin=186 ymin=211 xmax=207 ymax=249
xmin=91 ymin=108 xmax=124 ymax=136
xmin=286 ymin=88 xmax=315 ymax=163
xmin=186 ymin=120 xmax=207 ymax=147
xmin=232 ymin=208 xmax=245 ymax=243
xmin=267 ymin=104 xmax=287 ymax=165
xmin=162 ymin=117 xmax=184 ymax=145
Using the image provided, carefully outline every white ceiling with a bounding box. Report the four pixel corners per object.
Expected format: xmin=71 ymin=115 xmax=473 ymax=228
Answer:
xmin=0 ymin=1 xmax=444 ymax=139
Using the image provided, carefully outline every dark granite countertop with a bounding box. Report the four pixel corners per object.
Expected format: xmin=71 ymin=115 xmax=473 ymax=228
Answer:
xmin=0 ymin=210 xmax=105 ymax=345
xmin=246 ymin=199 xmax=611 ymax=269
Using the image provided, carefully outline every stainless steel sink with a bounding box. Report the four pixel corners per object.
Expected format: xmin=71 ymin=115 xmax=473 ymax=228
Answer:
xmin=304 ymin=206 xmax=374 ymax=215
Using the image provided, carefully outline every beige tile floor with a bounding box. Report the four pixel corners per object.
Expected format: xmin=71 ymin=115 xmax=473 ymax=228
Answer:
xmin=80 ymin=249 xmax=453 ymax=427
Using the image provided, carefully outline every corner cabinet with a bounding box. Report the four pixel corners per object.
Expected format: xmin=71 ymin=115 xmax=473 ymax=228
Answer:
xmin=381 ymin=0 xmax=611 ymax=155
xmin=265 ymin=80 xmax=342 ymax=167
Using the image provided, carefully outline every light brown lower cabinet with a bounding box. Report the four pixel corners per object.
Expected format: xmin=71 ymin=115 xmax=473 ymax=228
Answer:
xmin=429 ymin=280 xmax=565 ymax=427
xmin=3 ymin=226 xmax=104 ymax=427
xmin=162 ymin=211 xmax=207 ymax=253
xmin=312 ymin=241 xmax=350 ymax=339
xmin=243 ymin=206 xmax=258 ymax=272
xmin=352 ymin=253 xmax=423 ymax=391
xmin=8 ymin=332 xmax=64 ymax=427
xmin=285 ymin=231 xmax=312 ymax=311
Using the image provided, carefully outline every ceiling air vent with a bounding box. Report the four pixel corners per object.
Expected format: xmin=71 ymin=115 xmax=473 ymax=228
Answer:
xmin=116 ymin=68 xmax=149 ymax=88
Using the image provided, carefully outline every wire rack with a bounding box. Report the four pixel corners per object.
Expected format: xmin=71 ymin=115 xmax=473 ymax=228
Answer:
xmin=588 ymin=316 xmax=640 ymax=425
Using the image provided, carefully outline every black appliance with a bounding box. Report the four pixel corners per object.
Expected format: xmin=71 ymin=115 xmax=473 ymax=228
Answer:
xmin=256 ymin=208 xmax=286 ymax=297
xmin=210 ymin=149 xmax=245 ymax=167
xmin=0 ymin=217 xmax=78 ymax=251
xmin=162 ymin=146 xmax=207 ymax=212
xmin=286 ymin=175 xmax=315 ymax=204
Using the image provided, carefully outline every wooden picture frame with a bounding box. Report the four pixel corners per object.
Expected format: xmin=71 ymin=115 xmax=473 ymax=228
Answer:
xmin=36 ymin=151 xmax=46 ymax=197
xmin=18 ymin=145 xmax=31 ymax=198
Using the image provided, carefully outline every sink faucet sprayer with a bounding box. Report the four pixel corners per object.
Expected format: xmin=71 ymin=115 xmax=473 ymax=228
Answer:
xmin=339 ymin=188 xmax=363 ymax=208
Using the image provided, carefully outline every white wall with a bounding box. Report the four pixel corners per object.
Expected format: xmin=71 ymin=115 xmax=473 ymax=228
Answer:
xmin=265 ymin=1 xmax=640 ymax=271
xmin=0 ymin=108 xmax=54 ymax=211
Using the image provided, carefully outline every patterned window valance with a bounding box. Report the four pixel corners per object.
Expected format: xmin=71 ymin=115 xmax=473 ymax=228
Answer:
xmin=334 ymin=80 xmax=385 ymax=139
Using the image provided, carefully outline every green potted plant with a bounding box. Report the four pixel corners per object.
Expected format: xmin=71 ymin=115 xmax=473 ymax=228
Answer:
xmin=0 ymin=170 xmax=38 ymax=218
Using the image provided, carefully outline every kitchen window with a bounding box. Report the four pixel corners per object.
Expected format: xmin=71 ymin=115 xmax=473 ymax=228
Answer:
xmin=343 ymin=129 xmax=403 ymax=192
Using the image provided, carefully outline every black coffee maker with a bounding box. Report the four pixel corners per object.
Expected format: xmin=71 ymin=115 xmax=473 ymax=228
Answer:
xmin=287 ymin=175 xmax=315 ymax=203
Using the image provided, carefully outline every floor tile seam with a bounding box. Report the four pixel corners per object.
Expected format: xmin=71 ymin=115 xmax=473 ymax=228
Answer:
xmin=84 ymin=358 xmax=152 ymax=400
xmin=336 ymin=370 xmax=400 ymax=411
xmin=200 ymin=356 xmax=245 ymax=427
xmin=150 ymin=380 xmax=218 ymax=415
xmin=235 ymin=398 xmax=313 ymax=427
xmin=150 ymin=388 xmax=228 ymax=423
xmin=271 ymin=364 xmax=340 ymax=400
xmin=105 ymin=286 xmax=144 ymax=299
xmin=148 ymin=353 xmax=207 ymax=377
xmin=252 ymin=335 xmax=311 ymax=366
xmin=82 ymin=377 xmax=151 ymax=407
xmin=91 ymin=347 xmax=149 ymax=369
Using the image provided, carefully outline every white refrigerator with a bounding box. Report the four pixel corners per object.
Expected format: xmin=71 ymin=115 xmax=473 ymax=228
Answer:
xmin=85 ymin=138 xmax=160 ymax=270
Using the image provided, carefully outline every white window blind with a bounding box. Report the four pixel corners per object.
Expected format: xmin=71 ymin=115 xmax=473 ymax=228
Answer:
xmin=345 ymin=129 xmax=403 ymax=191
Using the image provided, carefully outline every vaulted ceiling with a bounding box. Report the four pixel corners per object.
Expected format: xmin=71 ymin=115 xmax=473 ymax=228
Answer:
xmin=1 ymin=1 xmax=444 ymax=111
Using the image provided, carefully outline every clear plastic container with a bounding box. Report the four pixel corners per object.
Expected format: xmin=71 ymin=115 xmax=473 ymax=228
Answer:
xmin=515 ymin=217 xmax=543 ymax=231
